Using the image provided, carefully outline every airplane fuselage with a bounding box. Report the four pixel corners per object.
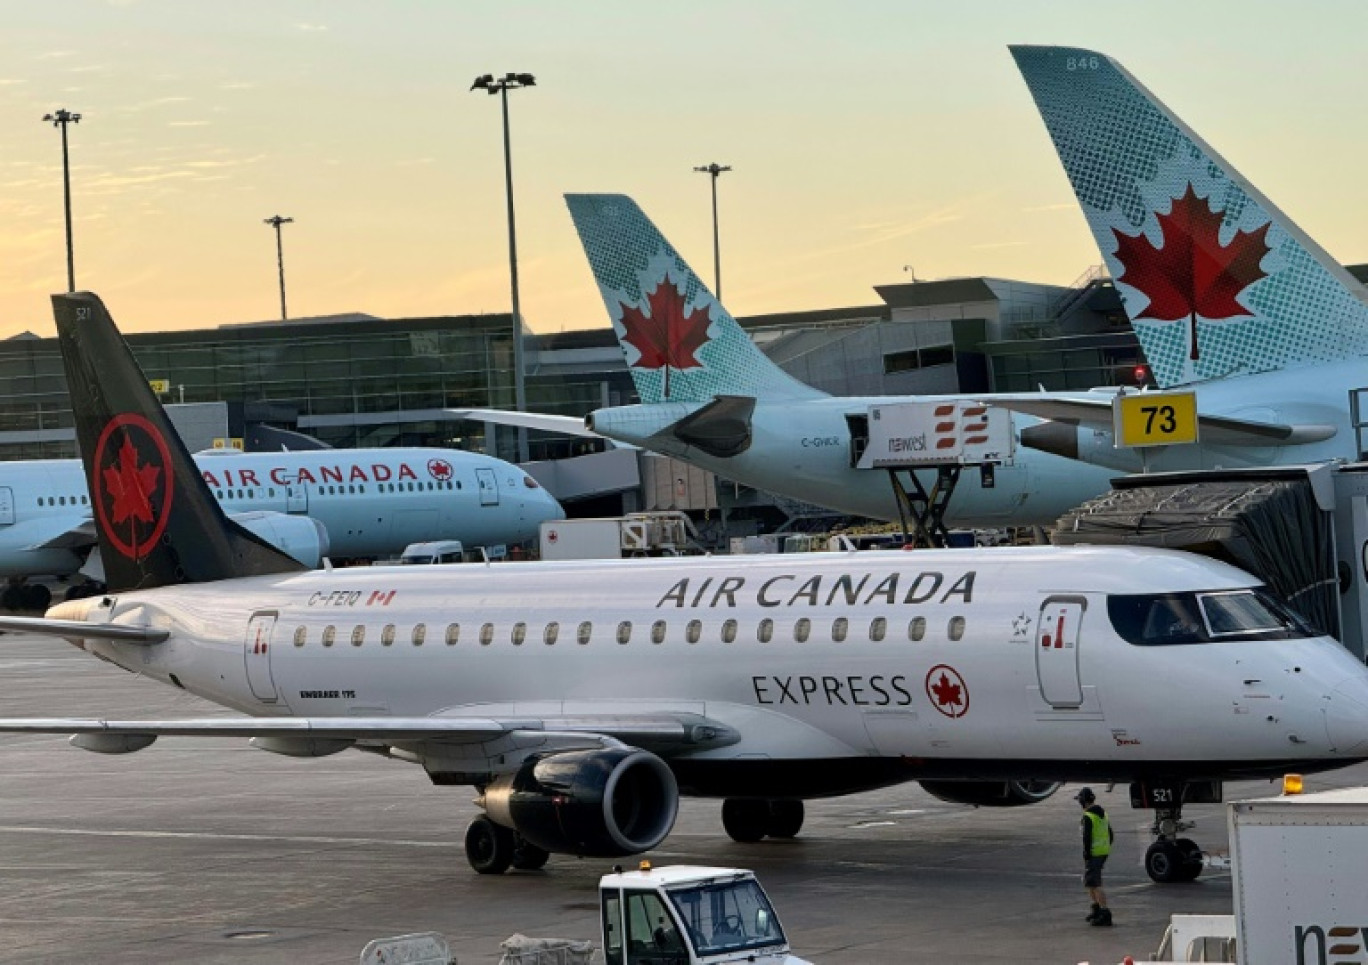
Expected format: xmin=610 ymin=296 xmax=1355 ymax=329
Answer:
xmin=590 ymin=396 xmax=1117 ymax=528
xmin=59 ymin=545 xmax=1368 ymax=796
xmin=0 ymin=448 xmax=563 ymax=578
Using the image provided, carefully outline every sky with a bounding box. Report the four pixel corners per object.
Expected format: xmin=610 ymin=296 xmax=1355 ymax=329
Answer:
xmin=1 ymin=0 xmax=1366 ymax=338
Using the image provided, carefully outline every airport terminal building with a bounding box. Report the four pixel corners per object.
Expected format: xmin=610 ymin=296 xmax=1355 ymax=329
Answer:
xmin=0 ymin=265 xmax=1170 ymax=536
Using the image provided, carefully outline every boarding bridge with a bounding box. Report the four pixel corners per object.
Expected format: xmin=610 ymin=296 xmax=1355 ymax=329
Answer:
xmin=847 ymin=401 xmax=1014 ymax=548
xmin=1054 ymin=463 xmax=1368 ymax=660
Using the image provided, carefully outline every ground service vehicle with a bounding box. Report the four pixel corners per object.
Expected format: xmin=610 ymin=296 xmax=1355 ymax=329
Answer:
xmin=599 ymin=864 xmax=810 ymax=965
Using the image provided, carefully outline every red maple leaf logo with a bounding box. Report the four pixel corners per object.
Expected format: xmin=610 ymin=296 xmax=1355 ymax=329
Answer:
xmin=103 ymin=437 xmax=160 ymax=526
xmin=925 ymin=664 xmax=969 ymax=718
xmin=1112 ymin=185 xmax=1271 ymax=361
xmin=930 ymin=672 xmax=962 ymax=709
xmin=617 ymin=278 xmax=712 ymax=382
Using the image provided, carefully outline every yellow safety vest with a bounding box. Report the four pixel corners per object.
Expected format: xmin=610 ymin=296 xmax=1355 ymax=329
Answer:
xmin=1084 ymin=810 xmax=1112 ymax=857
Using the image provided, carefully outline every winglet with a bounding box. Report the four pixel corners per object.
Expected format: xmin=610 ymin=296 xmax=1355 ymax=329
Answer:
xmin=52 ymin=292 xmax=306 ymax=592
xmin=1011 ymin=45 xmax=1368 ymax=387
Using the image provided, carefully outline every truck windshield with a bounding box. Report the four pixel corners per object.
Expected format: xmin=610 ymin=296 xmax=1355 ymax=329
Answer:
xmin=1107 ymin=588 xmax=1316 ymax=646
xmin=666 ymin=878 xmax=785 ymax=956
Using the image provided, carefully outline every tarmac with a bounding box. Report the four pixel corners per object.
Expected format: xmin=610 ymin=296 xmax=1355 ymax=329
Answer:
xmin=0 ymin=630 xmax=1360 ymax=964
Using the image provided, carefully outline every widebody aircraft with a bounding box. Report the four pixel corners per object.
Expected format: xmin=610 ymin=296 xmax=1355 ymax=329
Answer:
xmin=997 ymin=45 xmax=1368 ymax=471
xmin=0 ymin=441 xmax=563 ymax=605
xmin=3 ymin=290 xmax=1368 ymax=883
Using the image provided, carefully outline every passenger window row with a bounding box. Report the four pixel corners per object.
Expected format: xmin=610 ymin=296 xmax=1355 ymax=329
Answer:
xmin=36 ymin=495 xmax=89 ymax=507
xmin=289 ymin=615 xmax=968 ymax=648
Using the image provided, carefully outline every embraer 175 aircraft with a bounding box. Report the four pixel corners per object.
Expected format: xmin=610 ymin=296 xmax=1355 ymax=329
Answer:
xmin=3 ymin=290 xmax=1368 ymax=883
xmin=0 ymin=440 xmax=563 ymax=605
xmin=992 ymin=46 xmax=1366 ymax=471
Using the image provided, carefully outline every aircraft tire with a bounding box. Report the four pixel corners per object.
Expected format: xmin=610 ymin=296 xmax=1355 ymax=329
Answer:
xmin=0 ymin=585 xmax=22 ymax=611
xmin=1144 ymin=840 xmax=1186 ymax=884
xmin=20 ymin=584 xmax=50 ymax=611
xmin=766 ymin=799 xmax=805 ymax=839
xmin=465 ymin=815 xmax=515 ymax=875
xmin=1174 ymin=838 xmax=1203 ymax=881
xmin=511 ymin=836 xmax=550 ymax=871
xmin=721 ymin=799 xmax=769 ymax=843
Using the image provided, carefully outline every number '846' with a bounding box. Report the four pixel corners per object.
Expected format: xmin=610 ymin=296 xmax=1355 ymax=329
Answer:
xmin=1066 ymin=56 xmax=1100 ymax=71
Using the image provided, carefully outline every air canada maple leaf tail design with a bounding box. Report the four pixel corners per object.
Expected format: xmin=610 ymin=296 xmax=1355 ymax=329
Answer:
xmin=566 ymin=193 xmax=825 ymax=405
xmin=1011 ymin=45 xmax=1368 ymax=388
xmin=52 ymin=292 xmax=305 ymax=593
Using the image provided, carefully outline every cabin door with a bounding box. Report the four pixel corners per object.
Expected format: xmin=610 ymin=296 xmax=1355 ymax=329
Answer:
xmin=1034 ymin=596 xmax=1085 ymax=708
xmin=244 ymin=611 xmax=279 ymax=702
xmin=476 ymin=468 xmax=500 ymax=507
xmin=286 ymin=482 xmax=308 ymax=514
xmin=0 ymin=487 xmax=12 ymax=525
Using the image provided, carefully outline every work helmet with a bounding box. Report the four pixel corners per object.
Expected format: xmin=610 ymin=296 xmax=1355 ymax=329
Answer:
xmin=1074 ymin=787 xmax=1096 ymax=805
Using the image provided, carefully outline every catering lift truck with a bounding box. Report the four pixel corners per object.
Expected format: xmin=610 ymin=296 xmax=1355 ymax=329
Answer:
xmin=848 ymin=401 xmax=1014 ymax=547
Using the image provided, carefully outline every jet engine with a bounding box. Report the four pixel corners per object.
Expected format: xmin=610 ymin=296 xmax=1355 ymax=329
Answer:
xmin=918 ymin=779 xmax=1061 ymax=807
xmin=482 ymin=747 xmax=678 ymax=856
xmin=228 ymin=511 xmax=330 ymax=568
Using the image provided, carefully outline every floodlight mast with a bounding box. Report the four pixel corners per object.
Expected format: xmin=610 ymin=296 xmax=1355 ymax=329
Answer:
xmin=43 ymin=108 xmax=82 ymax=293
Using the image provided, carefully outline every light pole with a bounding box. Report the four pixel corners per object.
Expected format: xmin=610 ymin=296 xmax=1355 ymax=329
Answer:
xmin=471 ymin=71 xmax=535 ymax=464
xmin=43 ymin=108 xmax=81 ymax=293
xmin=693 ymin=162 xmax=731 ymax=299
xmin=263 ymin=215 xmax=293 ymax=321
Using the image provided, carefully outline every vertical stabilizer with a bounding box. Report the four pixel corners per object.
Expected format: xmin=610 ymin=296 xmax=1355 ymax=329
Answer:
xmin=52 ymin=292 xmax=306 ymax=592
xmin=1012 ymin=45 xmax=1368 ymax=388
xmin=566 ymin=193 xmax=825 ymax=405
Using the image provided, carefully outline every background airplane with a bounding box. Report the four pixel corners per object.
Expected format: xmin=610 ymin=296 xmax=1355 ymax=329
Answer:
xmin=563 ymin=192 xmax=1119 ymax=530
xmin=995 ymin=45 xmax=1368 ymax=472
xmin=0 ymin=445 xmax=563 ymax=608
xmin=4 ymin=290 xmax=1368 ymax=884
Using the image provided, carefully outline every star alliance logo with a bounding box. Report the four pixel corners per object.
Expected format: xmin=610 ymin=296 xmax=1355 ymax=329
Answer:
xmin=1012 ymin=612 xmax=1033 ymax=638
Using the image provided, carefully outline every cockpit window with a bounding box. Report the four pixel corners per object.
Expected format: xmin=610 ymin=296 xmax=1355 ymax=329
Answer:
xmin=1108 ymin=588 xmax=1315 ymax=646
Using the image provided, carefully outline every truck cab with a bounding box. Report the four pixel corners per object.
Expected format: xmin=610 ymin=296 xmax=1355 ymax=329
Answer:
xmin=398 ymin=540 xmax=465 ymax=565
xmin=598 ymin=864 xmax=809 ymax=965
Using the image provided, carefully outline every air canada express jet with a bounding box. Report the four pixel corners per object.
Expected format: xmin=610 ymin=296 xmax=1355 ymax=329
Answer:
xmin=2 ymin=291 xmax=1367 ymax=885
xmin=0 ymin=434 xmax=563 ymax=605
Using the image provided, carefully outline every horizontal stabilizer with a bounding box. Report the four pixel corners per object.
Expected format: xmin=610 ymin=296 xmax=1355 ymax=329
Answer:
xmin=990 ymin=397 xmax=1336 ymax=447
xmin=0 ymin=616 xmax=168 ymax=644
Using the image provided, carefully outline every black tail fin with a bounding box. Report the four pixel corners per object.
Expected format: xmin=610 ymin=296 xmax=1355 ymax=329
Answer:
xmin=52 ymin=292 xmax=306 ymax=592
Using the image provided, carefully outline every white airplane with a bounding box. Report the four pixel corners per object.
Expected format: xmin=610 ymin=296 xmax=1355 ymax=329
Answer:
xmin=3 ymin=290 xmax=1368 ymax=885
xmin=997 ymin=45 xmax=1368 ymax=471
xmin=0 ymin=442 xmax=564 ymax=607
xmin=562 ymin=193 xmax=1120 ymax=530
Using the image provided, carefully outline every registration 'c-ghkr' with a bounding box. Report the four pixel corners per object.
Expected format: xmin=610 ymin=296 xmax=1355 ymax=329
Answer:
xmin=2 ymin=291 xmax=1368 ymax=884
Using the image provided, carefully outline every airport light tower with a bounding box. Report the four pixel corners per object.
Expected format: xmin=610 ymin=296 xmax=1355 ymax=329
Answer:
xmin=693 ymin=162 xmax=731 ymax=299
xmin=263 ymin=215 xmax=293 ymax=321
xmin=471 ymin=71 xmax=535 ymax=464
xmin=43 ymin=108 xmax=81 ymax=293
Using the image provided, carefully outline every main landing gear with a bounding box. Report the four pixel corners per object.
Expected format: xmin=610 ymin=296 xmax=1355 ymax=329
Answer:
xmin=463 ymin=815 xmax=550 ymax=875
xmin=1131 ymin=781 xmax=1219 ymax=883
xmin=721 ymin=799 xmax=805 ymax=842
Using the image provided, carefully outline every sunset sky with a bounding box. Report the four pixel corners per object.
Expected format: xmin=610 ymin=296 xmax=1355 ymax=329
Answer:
xmin=1 ymin=0 xmax=1364 ymax=338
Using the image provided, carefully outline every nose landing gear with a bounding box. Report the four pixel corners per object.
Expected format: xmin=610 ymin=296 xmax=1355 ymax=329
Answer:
xmin=1132 ymin=780 xmax=1221 ymax=883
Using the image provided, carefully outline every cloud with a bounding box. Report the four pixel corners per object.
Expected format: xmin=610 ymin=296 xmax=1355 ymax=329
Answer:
xmin=296 ymin=22 xmax=328 ymax=32
xmin=1021 ymin=202 xmax=1075 ymax=213
xmin=168 ymin=120 xmax=211 ymax=128
xmin=970 ymin=241 xmax=1029 ymax=250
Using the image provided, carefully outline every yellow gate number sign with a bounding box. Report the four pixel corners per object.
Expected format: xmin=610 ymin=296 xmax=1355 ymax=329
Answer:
xmin=1113 ymin=391 xmax=1199 ymax=448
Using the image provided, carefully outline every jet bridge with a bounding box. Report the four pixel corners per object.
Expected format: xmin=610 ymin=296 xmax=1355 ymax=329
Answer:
xmin=847 ymin=401 xmax=1014 ymax=548
xmin=1052 ymin=463 xmax=1368 ymax=659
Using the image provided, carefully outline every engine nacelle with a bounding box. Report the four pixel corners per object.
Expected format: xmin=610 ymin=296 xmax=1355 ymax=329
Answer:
xmin=483 ymin=747 xmax=678 ymax=857
xmin=919 ymin=779 xmax=1062 ymax=807
xmin=70 ymin=732 xmax=156 ymax=754
xmin=229 ymin=511 xmax=330 ymax=567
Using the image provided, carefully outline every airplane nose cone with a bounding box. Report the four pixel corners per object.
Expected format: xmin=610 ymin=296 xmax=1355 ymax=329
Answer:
xmin=1324 ymin=679 xmax=1368 ymax=756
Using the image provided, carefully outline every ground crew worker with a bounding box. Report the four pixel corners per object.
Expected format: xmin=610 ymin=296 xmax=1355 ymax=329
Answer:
xmin=1077 ymin=787 xmax=1113 ymax=926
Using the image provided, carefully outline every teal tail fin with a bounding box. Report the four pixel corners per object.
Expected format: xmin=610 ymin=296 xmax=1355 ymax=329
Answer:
xmin=1012 ymin=45 xmax=1368 ymax=388
xmin=566 ymin=194 xmax=825 ymax=404
xmin=53 ymin=292 xmax=306 ymax=593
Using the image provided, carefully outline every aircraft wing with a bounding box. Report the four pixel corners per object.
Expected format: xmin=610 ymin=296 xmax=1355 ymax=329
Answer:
xmin=444 ymin=408 xmax=606 ymax=440
xmin=0 ymin=713 xmax=739 ymax=753
xmin=0 ymin=616 xmax=169 ymax=644
xmin=988 ymin=397 xmax=1337 ymax=447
